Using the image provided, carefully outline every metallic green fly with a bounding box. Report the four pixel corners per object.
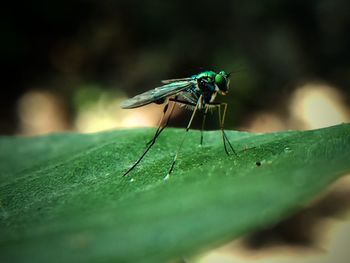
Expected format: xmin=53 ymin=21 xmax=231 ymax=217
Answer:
xmin=121 ymin=70 xmax=237 ymax=178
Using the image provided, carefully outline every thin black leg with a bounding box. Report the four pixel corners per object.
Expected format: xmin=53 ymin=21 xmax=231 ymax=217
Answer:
xmin=219 ymin=103 xmax=238 ymax=156
xmin=145 ymin=98 xmax=196 ymax=146
xmin=165 ymin=97 xmax=201 ymax=179
xmin=207 ymin=102 xmax=238 ymax=156
xmin=122 ymin=102 xmax=175 ymax=177
xmin=200 ymin=107 xmax=209 ymax=146
xmin=145 ymin=103 xmax=172 ymax=146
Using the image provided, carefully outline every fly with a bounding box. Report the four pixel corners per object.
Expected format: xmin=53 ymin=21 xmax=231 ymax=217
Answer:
xmin=121 ymin=70 xmax=237 ymax=178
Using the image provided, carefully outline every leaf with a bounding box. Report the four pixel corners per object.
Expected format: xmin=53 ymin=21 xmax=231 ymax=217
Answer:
xmin=1 ymin=124 xmax=350 ymax=263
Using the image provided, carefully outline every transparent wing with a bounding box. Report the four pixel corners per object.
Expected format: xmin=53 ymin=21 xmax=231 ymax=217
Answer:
xmin=161 ymin=77 xmax=193 ymax=84
xmin=121 ymin=80 xmax=196 ymax=109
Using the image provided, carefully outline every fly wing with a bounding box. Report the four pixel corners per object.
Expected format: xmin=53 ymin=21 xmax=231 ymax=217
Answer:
xmin=121 ymin=80 xmax=195 ymax=109
xmin=161 ymin=77 xmax=192 ymax=84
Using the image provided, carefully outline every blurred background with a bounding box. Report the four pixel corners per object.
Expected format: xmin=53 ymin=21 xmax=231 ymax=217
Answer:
xmin=2 ymin=0 xmax=350 ymax=136
xmin=1 ymin=1 xmax=350 ymax=262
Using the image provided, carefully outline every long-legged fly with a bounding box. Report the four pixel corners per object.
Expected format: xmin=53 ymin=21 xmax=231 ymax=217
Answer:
xmin=121 ymin=70 xmax=237 ymax=178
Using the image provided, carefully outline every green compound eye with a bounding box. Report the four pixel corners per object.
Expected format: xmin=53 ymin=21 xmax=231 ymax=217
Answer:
xmin=215 ymin=71 xmax=229 ymax=92
xmin=215 ymin=74 xmax=224 ymax=84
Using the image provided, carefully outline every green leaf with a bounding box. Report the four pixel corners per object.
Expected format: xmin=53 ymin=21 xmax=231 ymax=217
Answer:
xmin=1 ymin=124 xmax=350 ymax=263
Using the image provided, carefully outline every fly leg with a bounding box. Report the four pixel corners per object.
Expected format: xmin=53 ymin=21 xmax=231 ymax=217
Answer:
xmin=218 ymin=103 xmax=238 ymax=156
xmin=123 ymin=102 xmax=175 ymax=177
xmin=165 ymin=96 xmax=201 ymax=179
xmin=207 ymin=102 xmax=237 ymax=156
xmin=200 ymin=107 xmax=209 ymax=146
xmin=169 ymin=97 xmax=201 ymax=144
xmin=145 ymin=102 xmax=173 ymax=147
xmin=145 ymin=98 xmax=196 ymax=146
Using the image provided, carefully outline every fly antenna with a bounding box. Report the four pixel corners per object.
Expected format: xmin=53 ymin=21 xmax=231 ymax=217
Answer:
xmin=228 ymin=67 xmax=248 ymax=76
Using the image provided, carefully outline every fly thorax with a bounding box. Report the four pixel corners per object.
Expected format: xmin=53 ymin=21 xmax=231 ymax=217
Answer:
xmin=198 ymin=80 xmax=216 ymax=103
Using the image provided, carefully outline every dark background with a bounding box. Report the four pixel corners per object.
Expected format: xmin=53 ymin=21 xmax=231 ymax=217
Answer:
xmin=2 ymin=0 xmax=350 ymax=134
xmin=1 ymin=2 xmax=350 ymax=260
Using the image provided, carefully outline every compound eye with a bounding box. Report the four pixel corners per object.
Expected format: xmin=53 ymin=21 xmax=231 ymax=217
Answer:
xmin=215 ymin=74 xmax=224 ymax=85
xmin=215 ymin=74 xmax=228 ymax=92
